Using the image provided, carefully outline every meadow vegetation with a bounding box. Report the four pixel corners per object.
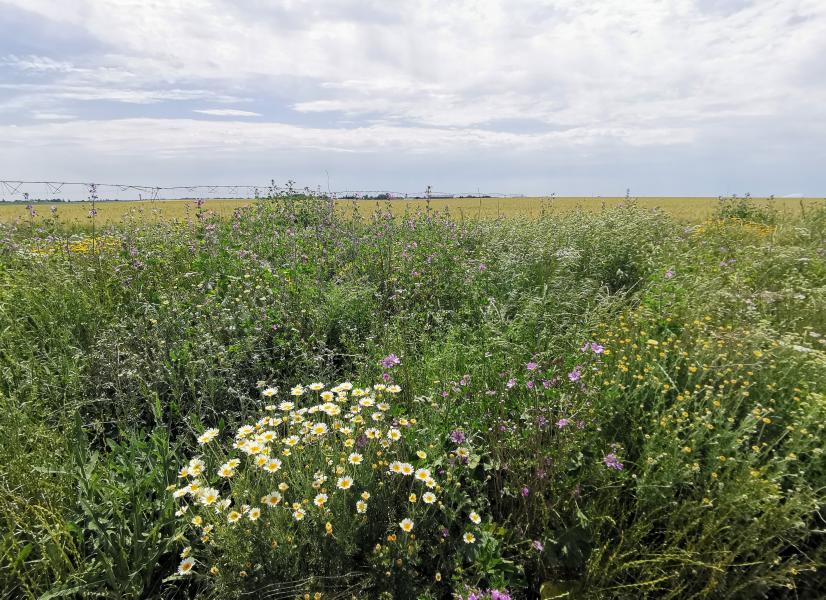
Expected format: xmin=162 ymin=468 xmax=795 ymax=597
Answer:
xmin=1 ymin=194 xmax=824 ymax=598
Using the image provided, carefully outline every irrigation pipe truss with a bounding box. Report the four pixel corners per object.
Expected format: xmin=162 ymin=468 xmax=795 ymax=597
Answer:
xmin=0 ymin=179 xmax=524 ymax=202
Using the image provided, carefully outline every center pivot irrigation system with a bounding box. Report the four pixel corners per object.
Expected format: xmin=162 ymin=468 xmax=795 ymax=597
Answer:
xmin=0 ymin=180 xmax=525 ymax=203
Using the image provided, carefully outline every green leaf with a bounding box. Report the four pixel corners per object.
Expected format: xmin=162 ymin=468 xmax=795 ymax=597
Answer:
xmin=39 ymin=584 xmax=91 ymax=600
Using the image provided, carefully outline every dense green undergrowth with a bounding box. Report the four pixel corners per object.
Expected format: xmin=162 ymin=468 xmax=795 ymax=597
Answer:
xmin=0 ymin=197 xmax=824 ymax=598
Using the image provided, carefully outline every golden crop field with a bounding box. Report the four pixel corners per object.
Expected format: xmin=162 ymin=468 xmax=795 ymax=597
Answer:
xmin=1 ymin=196 xmax=822 ymax=224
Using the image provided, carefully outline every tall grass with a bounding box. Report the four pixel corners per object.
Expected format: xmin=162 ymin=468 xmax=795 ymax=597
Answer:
xmin=0 ymin=195 xmax=824 ymax=598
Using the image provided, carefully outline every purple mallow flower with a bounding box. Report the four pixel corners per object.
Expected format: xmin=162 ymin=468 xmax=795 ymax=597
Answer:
xmin=568 ymin=366 xmax=582 ymax=382
xmin=380 ymin=353 xmax=401 ymax=369
xmin=506 ymin=378 xmax=517 ymax=389
xmin=521 ymin=486 xmax=530 ymax=497
xmin=555 ymin=418 xmax=570 ymax=429
xmin=532 ymin=540 xmax=544 ymax=552
xmin=581 ymin=341 xmax=605 ymax=354
xmin=526 ymin=361 xmax=539 ymax=371
xmin=449 ymin=430 xmax=466 ymax=444
xmin=464 ymin=591 xmax=512 ymax=600
xmin=665 ymin=268 xmax=675 ymax=279
xmin=603 ymin=452 xmax=624 ymax=470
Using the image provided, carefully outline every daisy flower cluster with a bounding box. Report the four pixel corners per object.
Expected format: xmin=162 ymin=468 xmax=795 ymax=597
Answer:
xmin=169 ymin=381 xmax=478 ymax=577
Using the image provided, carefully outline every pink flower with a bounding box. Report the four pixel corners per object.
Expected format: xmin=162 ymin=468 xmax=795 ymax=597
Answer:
xmin=449 ymin=430 xmax=466 ymax=444
xmin=380 ymin=354 xmax=401 ymax=368
xmin=603 ymin=452 xmax=624 ymax=470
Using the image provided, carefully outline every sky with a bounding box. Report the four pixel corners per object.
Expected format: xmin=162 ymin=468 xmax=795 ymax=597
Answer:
xmin=1 ymin=0 xmax=825 ymax=198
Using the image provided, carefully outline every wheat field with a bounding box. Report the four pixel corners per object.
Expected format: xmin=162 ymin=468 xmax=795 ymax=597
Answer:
xmin=2 ymin=196 xmax=822 ymax=224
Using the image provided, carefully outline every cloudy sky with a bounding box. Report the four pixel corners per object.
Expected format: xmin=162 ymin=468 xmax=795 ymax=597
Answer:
xmin=1 ymin=0 xmax=825 ymax=197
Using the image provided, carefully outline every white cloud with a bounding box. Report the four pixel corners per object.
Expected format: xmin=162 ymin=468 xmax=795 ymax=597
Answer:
xmin=31 ymin=112 xmax=76 ymax=120
xmin=1 ymin=117 xmax=691 ymax=155
xmin=193 ymin=109 xmax=261 ymax=117
xmin=1 ymin=54 xmax=86 ymax=73
xmin=1 ymin=0 xmax=825 ymax=193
